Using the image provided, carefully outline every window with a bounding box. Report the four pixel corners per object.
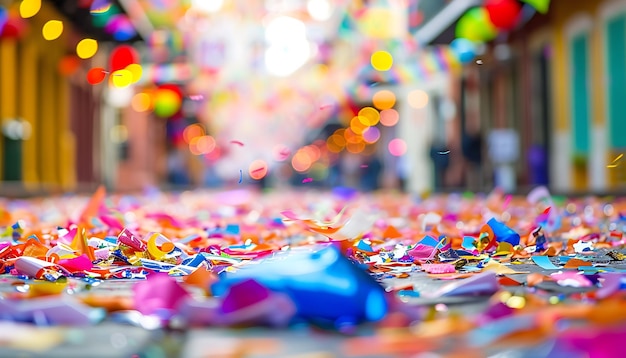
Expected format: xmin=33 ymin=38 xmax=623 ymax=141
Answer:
xmin=606 ymin=14 xmax=626 ymax=148
xmin=570 ymin=33 xmax=591 ymax=156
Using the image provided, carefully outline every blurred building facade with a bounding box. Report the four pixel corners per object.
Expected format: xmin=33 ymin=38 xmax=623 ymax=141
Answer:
xmin=0 ymin=1 xmax=81 ymax=192
xmin=6 ymin=0 xmax=626 ymax=195
xmin=419 ymin=0 xmax=626 ymax=194
xmin=0 ymin=0 xmax=147 ymax=194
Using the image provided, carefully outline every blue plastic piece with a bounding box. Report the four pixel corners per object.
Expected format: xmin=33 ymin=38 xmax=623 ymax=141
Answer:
xmin=211 ymin=245 xmax=388 ymax=323
xmin=487 ymin=218 xmax=520 ymax=246
xmin=356 ymin=240 xmax=373 ymax=252
xmin=225 ymin=224 xmax=240 ymax=235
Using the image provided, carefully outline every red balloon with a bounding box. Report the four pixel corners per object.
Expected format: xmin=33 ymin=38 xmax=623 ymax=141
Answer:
xmin=485 ymin=0 xmax=522 ymax=31
xmin=87 ymin=67 xmax=107 ymax=85
xmin=109 ymin=45 xmax=139 ymax=72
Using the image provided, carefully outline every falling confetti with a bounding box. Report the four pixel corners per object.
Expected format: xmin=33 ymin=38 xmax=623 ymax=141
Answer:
xmin=503 ymin=195 xmax=512 ymax=210
xmin=302 ymin=178 xmax=313 ymax=183
xmin=238 ymin=170 xmax=243 ymax=184
xmin=438 ymin=150 xmax=451 ymax=155
xmin=189 ymin=95 xmax=204 ymax=101
xmin=230 ymin=140 xmax=244 ymax=147
xmin=608 ymin=154 xmax=623 ymax=168
xmin=476 ymin=59 xmax=483 ymax=65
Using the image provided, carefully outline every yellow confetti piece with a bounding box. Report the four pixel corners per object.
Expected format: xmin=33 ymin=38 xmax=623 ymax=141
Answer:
xmin=608 ymin=153 xmax=623 ymax=168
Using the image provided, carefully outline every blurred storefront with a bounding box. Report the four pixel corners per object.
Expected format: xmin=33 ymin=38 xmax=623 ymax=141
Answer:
xmin=0 ymin=0 xmax=142 ymax=194
xmin=549 ymin=0 xmax=626 ymax=193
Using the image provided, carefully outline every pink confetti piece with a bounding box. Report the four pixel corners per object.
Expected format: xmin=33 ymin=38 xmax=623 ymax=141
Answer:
xmin=302 ymin=178 xmax=313 ymax=183
xmin=360 ymin=164 xmax=369 ymax=168
xmin=421 ymin=264 xmax=456 ymax=274
xmin=189 ymin=95 xmax=204 ymax=101
xmin=503 ymin=195 xmax=512 ymax=210
xmin=319 ymin=104 xmax=332 ymax=110
xmin=230 ymin=140 xmax=244 ymax=146
xmin=133 ymin=273 xmax=190 ymax=316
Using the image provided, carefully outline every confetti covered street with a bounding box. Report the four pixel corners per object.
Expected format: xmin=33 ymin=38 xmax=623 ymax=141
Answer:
xmin=1 ymin=187 xmax=626 ymax=357
xmin=3 ymin=0 xmax=626 ymax=356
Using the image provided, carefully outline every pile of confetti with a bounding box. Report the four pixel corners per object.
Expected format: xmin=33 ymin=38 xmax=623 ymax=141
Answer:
xmin=2 ymin=185 xmax=626 ymax=356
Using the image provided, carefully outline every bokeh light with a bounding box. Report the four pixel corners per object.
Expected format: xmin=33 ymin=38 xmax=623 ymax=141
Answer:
xmin=90 ymin=0 xmax=111 ymax=14
xmin=110 ymin=45 xmax=139 ymax=72
xmin=58 ymin=55 xmax=81 ymax=76
xmin=87 ymin=68 xmax=106 ymax=85
xmin=350 ymin=116 xmax=368 ymax=135
xmin=346 ymin=141 xmax=366 ymax=154
xmin=292 ymin=149 xmax=313 ymax=172
xmin=111 ymin=69 xmax=133 ymax=88
xmin=408 ymin=90 xmax=429 ymax=109
xmin=20 ymin=0 xmax=41 ymax=18
xmin=326 ymin=133 xmax=346 ymax=153
xmin=372 ymin=90 xmax=396 ymax=110
xmin=362 ymin=126 xmax=381 ymax=144
xmin=76 ymin=39 xmax=98 ymax=59
xmin=191 ymin=0 xmax=224 ymax=13
xmin=358 ymin=107 xmax=380 ymax=126
xmin=189 ymin=135 xmax=216 ymax=155
xmin=455 ymin=6 xmax=498 ymax=42
xmin=249 ymin=160 xmax=268 ymax=180
xmin=273 ymin=145 xmax=291 ymax=161
xmin=371 ymin=51 xmax=393 ymax=71
xmin=153 ymin=88 xmax=182 ymax=118
xmin=380 ymin=109 xmax=399 ymax=126
xmin=131 ymin=93 xmax=151 ymax=112
xmin=183 ymin=124 xmax=205 ymax=143
xmin=42 ymin=20 xmax=63 ymax=41
xmin=107 ymin=15 xmax=136 ymax=41
xmin=126 ymin=64 xmax=143 ymax=83
xmin=388 ymin=138 xmax=407 ymax=156
xmin=307 ymin=0 xmax=332 ymax=21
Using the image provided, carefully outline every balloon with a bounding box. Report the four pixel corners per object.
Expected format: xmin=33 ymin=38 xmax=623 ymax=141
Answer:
xmin=456 ymin=7 xmax=498 ymax=43
xmin=521 ymin=0 xmax=550 ymax=14
xmin=450 ymin=38 xmax=477 ymax=63
xmin=91 ymin=4 xmax=120 ymax=28
xmin=485 ymin=0 xmax=522 ymax=30
xmin=110 ymin=45 xmax=139 ymax=72
xmin=0 ymin=7 xmax=7 ymax=35
xmin=108 ymin=16 xmax=136 ymax=41
xmin=111 ymin=69 xmax=132 ymax=88
xmin=87 ymin=68 xmax=107 ymax=85
xmin=153 ymin=88 xmax=182 ymax=118
xmin=0 ymin=16 xmax=28 ymax=39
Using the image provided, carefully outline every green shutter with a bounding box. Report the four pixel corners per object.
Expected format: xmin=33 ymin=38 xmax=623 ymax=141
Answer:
xmin=570 ymin=33 xmax=590 ymax=155
xmin=607 ymin=15 xmax=626 ymax=148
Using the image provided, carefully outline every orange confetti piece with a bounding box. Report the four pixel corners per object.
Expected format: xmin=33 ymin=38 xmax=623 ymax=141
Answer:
xmin=79 ymin=185 xmax=106 ymax=224
xmin=563 ymin=258 xmax=593 ymax=269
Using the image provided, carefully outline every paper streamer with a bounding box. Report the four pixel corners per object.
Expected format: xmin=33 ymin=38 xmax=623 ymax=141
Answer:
xmin=531 ymin=256 xmax=561 ymax=270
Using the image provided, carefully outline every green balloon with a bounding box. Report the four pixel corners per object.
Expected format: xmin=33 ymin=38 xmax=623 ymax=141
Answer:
xmin=456 ymin=7 xmax=498 ymax=43
xmin=153 ymin=90 xmax=181 ymax=118
xmin=521 ymin=0 xmax=550 ymax=14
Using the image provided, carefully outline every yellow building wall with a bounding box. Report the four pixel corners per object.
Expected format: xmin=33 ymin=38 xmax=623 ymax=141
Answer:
xmin=551 ymin=0 xmax=610 ymax=191
xmin=0 ymin=2 xmax=76 ymax=192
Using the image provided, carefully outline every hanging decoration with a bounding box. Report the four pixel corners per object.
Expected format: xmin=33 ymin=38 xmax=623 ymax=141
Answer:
xmin=485 ymin=0 xmax=523 ymax=31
